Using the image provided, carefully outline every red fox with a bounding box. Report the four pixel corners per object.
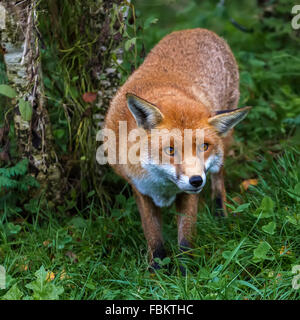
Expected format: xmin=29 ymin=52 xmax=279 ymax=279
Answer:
xmin=104 ymin=28 xmax=250 ymax=271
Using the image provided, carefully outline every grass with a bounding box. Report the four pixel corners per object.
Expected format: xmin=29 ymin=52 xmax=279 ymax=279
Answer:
xmin=1 ymin=148 xmax=300 ymax=299
xmin=1 ymin=0 xmax=300 ymax=300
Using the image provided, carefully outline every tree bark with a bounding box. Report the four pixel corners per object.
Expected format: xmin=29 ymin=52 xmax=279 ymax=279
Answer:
xmin=0 ymin=0 xmax=64 ymax=206
xmin=0 ymin=0 xmax=129 ymax=208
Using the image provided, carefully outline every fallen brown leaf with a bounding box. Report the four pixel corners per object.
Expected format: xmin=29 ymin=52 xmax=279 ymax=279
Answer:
xmin=82 ymin=92 xmax=97 ymax=103
xmin=232 ymin=196 xmax=243 ymax=205
xmin=43 ymin=240 xmax=50 ymax=247
xmin=240 ymin=178 xmax=258 ymax=191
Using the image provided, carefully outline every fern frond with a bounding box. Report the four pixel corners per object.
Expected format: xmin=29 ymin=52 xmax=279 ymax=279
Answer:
xmin=0 ymin=158 xmax=29 ymax=178
xmin=0 ymin=175 xmax=18 ymax=189
xmin=18 ymin=175 xmax=40 ymax=191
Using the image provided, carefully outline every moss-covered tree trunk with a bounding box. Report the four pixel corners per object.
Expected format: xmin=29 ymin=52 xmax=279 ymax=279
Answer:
xmin=0 ymin=0 xmax=64 ymax=206
xmin=0 ymin=0 xmax=128 ymax=208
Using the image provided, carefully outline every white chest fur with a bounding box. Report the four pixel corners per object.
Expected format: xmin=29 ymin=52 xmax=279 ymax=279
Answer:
xmin=132 ymin=171 xmax=180 ymax=207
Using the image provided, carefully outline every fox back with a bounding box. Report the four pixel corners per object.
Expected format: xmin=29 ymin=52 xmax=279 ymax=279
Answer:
xmin=128 ymin=28 xmax=239 ymax=111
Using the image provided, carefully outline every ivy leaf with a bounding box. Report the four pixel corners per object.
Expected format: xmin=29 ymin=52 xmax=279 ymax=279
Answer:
xmin=18 ymin=98 xmax=33 ymax=121
xmin=0 ymin=84 xmax=17 ymax=98
xmin=253 ymin=241 xmax=273 ymax=262
xmin=253 ymin=196 xmax=274 ymax=218
xmin=262 ymin=221 xmax=276 ymax=235
xmin=25 ymin=266 xmax=64 ymax=300
xmin=1 ymin=284 xmax=23 ymax=300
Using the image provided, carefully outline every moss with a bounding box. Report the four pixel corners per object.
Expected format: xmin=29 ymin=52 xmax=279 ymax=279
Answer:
xmin=38 ymin=0 xmax=128 ymax=206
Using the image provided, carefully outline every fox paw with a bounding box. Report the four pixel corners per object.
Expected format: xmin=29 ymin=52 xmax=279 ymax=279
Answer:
xmin=179 ymin=238 xmax=191 ymax=276
xmin=149 ymin=243 xmax=166 ymax=272
xmin=215 ymin=196 xmax=225 ymax=217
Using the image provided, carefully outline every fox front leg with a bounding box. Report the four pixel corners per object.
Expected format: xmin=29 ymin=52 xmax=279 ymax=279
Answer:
xmin=211 ymin=168 xmax=227 ymax=217
xmin=176 ymin=193 xmax=199 ymax=275
xmin=132 ymin=188 xmax=166 ymax=271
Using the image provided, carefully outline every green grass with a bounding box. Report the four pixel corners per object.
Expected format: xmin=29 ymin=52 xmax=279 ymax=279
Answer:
xmin=1 ymin=149 xmax=300 ymax=299
xmin=1 ymin=0 xmax=300 ymax=300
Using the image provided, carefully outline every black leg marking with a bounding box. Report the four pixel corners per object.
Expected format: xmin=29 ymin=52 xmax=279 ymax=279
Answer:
xmin=179 ymin=238 xmax=190 ymax=276
xmin=179 ymin=265 xmax=187 ymax=276
xmin=215 ymin=196 xmax=225 ymax=217
xmin=149 ymin=243 xmax=166 ymax=272
xmin=179 ymin=238 xmax=190 ymax=252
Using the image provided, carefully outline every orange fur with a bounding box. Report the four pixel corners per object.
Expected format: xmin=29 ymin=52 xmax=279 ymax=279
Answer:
xmin=104 ymin=28 xmax=250 ymax=271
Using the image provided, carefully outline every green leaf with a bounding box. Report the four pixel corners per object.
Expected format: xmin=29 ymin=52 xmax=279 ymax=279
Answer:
xmin=4 ymin=223 xmax=21 ymax=236
xmin=154 ymin=257 xmax=170 ymax=267
xmin=1 ymin=284 xmax=23 ymax=300
xmin=219 ymin=239 xmax=246 ymax=273
xmin=124 ymin=37 xmax=136 ymax=51
xmin=144 ymin=17 xmax=159 ymax=29
xmin=161 ymin=257 xmax=171 ymax=266
xmin=285 ymin=183 xmax=300 ymax=201
xmin=262 ymin=221 xmax=276 ymax=235
xmin=233 ymin=203 xmax=250 ymax=213
xmin=253 ymin=241 xmax=273 ymax=262
xmin=56 ymin=234 xmax=72 ymax=250
xmin=236 ymin=280 xmax=263 ymax=297
xmin=18 ymin=98 xmax=33 ymax=121
xmin=53 ymin=129 xmax=65 ymax=140
xmin=25 ymin=266 xmax=64 ymax=300
xmin=87 ymin=190 xmax=95 ymax=198
xmin=286 ymin=214 xmax=300 ymax=226
xmin=70 ymin=217 xmax=88 ymax=230
xmin=0 ymin=84 xmax=17 ymax=98
xmin=253 ymin=196 xmax=274 ymax=218
xmin=85 ymin=280 xmax=97 ymax=290
xmin=222 ymin=250 xmax=232 ymax=259
xmin=116 ymin=194 xmax=126 ymax=206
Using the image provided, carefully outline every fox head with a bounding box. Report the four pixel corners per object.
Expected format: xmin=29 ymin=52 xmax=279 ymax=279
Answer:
xmin=126 ymin=93 xmax=251 ymax=194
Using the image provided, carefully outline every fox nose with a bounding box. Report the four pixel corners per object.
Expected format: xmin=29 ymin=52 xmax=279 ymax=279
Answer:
xmin=189 ymin=175 xmax=203 ymax=188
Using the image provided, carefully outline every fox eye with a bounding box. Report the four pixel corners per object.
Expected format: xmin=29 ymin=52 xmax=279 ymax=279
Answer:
xmin=164 ymin=146 xmax=176 ymax=156
xmin=198 ymin=143 xmax=209 ymax=152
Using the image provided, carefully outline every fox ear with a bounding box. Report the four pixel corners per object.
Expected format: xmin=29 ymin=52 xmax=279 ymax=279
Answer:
xmin=126 ymin=93 xmax=164 ymax=130
xmin=208 ymin=106 xmax=251 ymax=136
